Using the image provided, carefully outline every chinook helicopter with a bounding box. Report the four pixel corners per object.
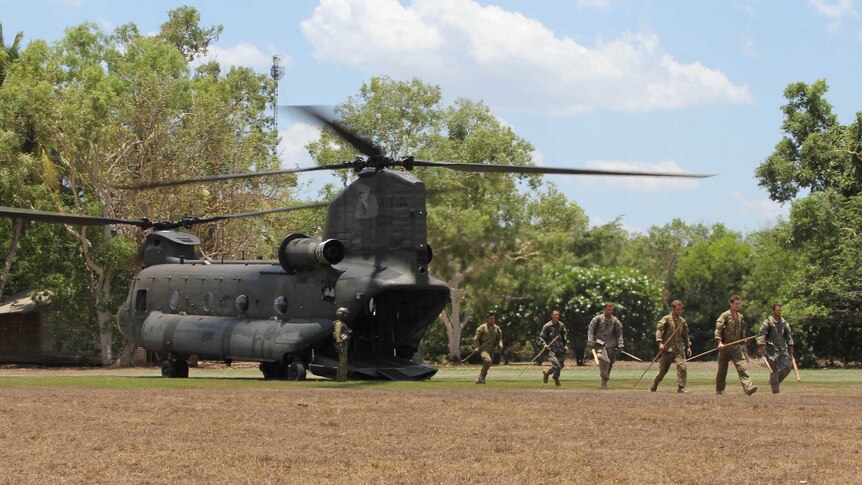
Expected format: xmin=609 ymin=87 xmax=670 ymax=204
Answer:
xmin=0 ymin=108 xmax=711 ymax=380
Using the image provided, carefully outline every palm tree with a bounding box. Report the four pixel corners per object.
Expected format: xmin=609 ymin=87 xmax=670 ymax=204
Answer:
xmin=0 ymin=23 xmax=24 ymax=86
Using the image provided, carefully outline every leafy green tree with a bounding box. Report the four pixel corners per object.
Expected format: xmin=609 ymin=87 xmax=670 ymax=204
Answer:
xmin=755 ymin=80 xmax=862 ymax=365
xmin=672 ymin=224 xmax=752 ymax=353
xmin=0 ymin=8 xmax=289 ymax=364
xmin=487 ymin=265 xmax=663 ymax=362
xmin=0 ymin=23 xmax=24 ymax=86
xmin=755 ymin=80 xmax=861 ymax=202
xmin=159 ymin=6 xmax=223 ymax=62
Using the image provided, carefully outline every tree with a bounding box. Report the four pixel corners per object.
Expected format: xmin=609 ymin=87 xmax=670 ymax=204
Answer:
xmin=0 ymin=23 xmax=24 ymax=86
xmin=159 ymin=6 xmax=223 ymax=62
xmin=755 ymin=80 xmax=862 ymax=365
xmin=0 ymin=8 xmax=288 ymax=365
xmin=672 ymin=224 xmax=752 ymax=353
xmin=755 ymin=80 xmax=861 ymax=202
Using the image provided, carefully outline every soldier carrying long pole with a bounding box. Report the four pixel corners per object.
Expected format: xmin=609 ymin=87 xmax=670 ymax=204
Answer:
xmin=632 ymin=302 xmax=682 ymax=387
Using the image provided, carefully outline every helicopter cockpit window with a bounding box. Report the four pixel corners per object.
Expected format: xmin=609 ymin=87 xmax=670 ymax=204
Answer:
xmin=274 ymin=296 xmax=288 ymax=315
xmin=235 ymin=294 xmax=249 ymax=313
xmin=135 ymin=289 xmax=147 ymax=312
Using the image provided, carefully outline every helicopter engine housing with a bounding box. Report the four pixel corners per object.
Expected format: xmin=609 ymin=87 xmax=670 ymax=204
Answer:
xmin=278 ymin=233 xmax=345 ymax=271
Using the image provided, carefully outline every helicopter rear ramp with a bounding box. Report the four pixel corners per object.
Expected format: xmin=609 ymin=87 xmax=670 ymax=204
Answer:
xmin=309 ymin=354 xmax=437 ymax=381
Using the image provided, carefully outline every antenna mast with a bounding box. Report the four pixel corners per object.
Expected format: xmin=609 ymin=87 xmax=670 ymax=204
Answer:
xmin=270 ymin=55 xmax=286 ymax=131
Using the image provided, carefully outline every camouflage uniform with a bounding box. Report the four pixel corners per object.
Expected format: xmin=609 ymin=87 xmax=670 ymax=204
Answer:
xmin=651 ymin=314 xmax=690 ymax=392
xmin=587 ymin=314 xmax=624 ymax=388
xmin=333 ymin=318 xmax=351 ymax=382
xmin=473 ymin=323 xmax=503 ymax=384
xmin=539 ymin=321 xmax=568 ymax=386
xmin=715 ymin=310 xmax=756 ymax=395
xmin=757 ymin=316 xmax=794 ymax=393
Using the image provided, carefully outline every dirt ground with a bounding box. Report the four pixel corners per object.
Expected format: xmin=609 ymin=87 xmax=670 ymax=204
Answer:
xmin=1 ymin=364 xmax=860 ymax=484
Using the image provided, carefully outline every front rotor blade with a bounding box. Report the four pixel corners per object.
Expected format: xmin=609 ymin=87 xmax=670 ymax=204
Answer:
xmin=0 ymin=206 xmax=150 ymax=228
xmin=294 ymin=106 xmax=384 ymax=158
xmin=117 ymin=163 xmax=353 ymax=190
xmin=411 ymin=160 xmax=714 ymax=178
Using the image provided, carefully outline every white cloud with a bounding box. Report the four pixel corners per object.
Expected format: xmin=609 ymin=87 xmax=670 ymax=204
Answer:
xmin=278 ymin=122 xmax=322 ymax=167
xmin=576 ymin=160 xmax=702 ymax=191
xmin=809 ymin=0 xmax=857 ymax=18
xmin=300 ymin=0 xmax=753 ymax=114
xmin=732 ymin=191 xmax=790 ymax=223
xmin=197 ymin=42 xmax=290 ymax=71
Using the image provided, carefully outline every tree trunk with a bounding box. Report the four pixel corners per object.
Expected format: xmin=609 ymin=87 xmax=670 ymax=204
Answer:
xmin=0 ymin=218 xmax=24 ymax=301
xmin=440 ymin=270 xmax=468 ymax=362
xmin=115 ymin=338 xmax=138 ymax=367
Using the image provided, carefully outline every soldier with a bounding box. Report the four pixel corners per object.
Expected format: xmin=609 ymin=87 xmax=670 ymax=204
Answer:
xmin=715 ymin=295 xmax=758 ymax=396
xmin=587 ymin=301 xmax=625 ymax=389
xmin=539 ymin=309 xmax=568 ymax=386
xmin=757 ymin=303 xmax=795 ymax=394
xmin=650 ymin=300 xmax=691 ymax=393
xmin=473 ymin=311 xmax=503 ymax=384
xmin=333 ymin=307 xmax=352 ymax=382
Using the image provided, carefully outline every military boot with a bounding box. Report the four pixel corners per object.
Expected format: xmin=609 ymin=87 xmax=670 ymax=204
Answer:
xmin=649 ymin=380 xmax=658 ymax=392
xmin=772 ymin=389 xmax=780 ymax=394
xmin=475 ymin=376 xmax=486 ymax=384
xmin=543 ymin=369 xmax=550 ymax=384
xmin=677 ymin=386 xmax=687 ymax=394
xmin=554 ymin=377 xmax=561 ymax=387
xmin=600 ymin=378 xmax=609 ymax=390
xmin=744 ymin=385 xmax=758 ymax=396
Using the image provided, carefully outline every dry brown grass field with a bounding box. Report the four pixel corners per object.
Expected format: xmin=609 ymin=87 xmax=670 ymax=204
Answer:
xmin=1 ymin=362 xmax=861 ymax=484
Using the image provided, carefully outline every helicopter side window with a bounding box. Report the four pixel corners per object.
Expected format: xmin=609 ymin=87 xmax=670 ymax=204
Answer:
xmin=135 ymin=289 xmax=147 ymax=312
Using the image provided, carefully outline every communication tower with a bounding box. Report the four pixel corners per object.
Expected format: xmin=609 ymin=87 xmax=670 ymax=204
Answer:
xmin=271 ymin=55 xmax=286 ymax=130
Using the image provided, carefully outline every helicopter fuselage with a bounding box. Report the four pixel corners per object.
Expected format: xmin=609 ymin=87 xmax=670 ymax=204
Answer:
xmin=116 ymin=168 xmax=451 ymax=380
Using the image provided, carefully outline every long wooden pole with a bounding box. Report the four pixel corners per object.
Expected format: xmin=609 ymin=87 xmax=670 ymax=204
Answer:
xmin=517 ymin=335 xmax=559 ymax=377
xmin=591 ymin=348 xmax=600 ymax=365
xmin=460 ymin=349 xmax=478 ymax=364
xmin=685 ymin=335 xmax=756 ymax=362
xmin=792 ymin=355 xmax=801 ymax=381
xmin=762 ymin=355 xmax=773 ymax=373
xmin=619 ymin=349 xmax=644 ymax=362
xmin=633 ymin=320 xmax=686 ymax=388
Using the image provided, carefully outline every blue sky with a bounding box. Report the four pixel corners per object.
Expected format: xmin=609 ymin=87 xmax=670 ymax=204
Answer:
xmin=3 ymin=0 xmax=861 ymax=233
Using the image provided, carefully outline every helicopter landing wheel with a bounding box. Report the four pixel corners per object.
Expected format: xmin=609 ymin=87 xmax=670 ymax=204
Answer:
xmin=285 ymin=361 xmax=307 ymax=381
xmin=161 ymin=359 xmax=177 ymax=378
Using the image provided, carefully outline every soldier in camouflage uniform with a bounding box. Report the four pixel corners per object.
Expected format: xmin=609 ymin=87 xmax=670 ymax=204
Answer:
xmin=715 ymin=295 xmax=758 ymax=396
xmin=587 ymin=302 xmax=625 ymax=389
xmin=473 ymin=312 xmax=503 ymax=384
xmin=650 ymin=300 xmax=691 ymax=393
xmin=539 ymin=309 xmax=568 ymax=386
xmin=757 ymin=303 xmax=795 ymax=394
xmin=333 ymin=307 xmax=352 ymax=382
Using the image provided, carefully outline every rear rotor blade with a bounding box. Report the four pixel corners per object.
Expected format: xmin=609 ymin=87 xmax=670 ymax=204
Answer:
xmin=117 ymin=163 xmax=354 ymax=190
xmin=411 ymin=160 xmax=714 ymax=178
xmin=180 ymin=201 xmax=329 ymax=227
xmin=0 ymin=206 xmax=151 ymax=228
